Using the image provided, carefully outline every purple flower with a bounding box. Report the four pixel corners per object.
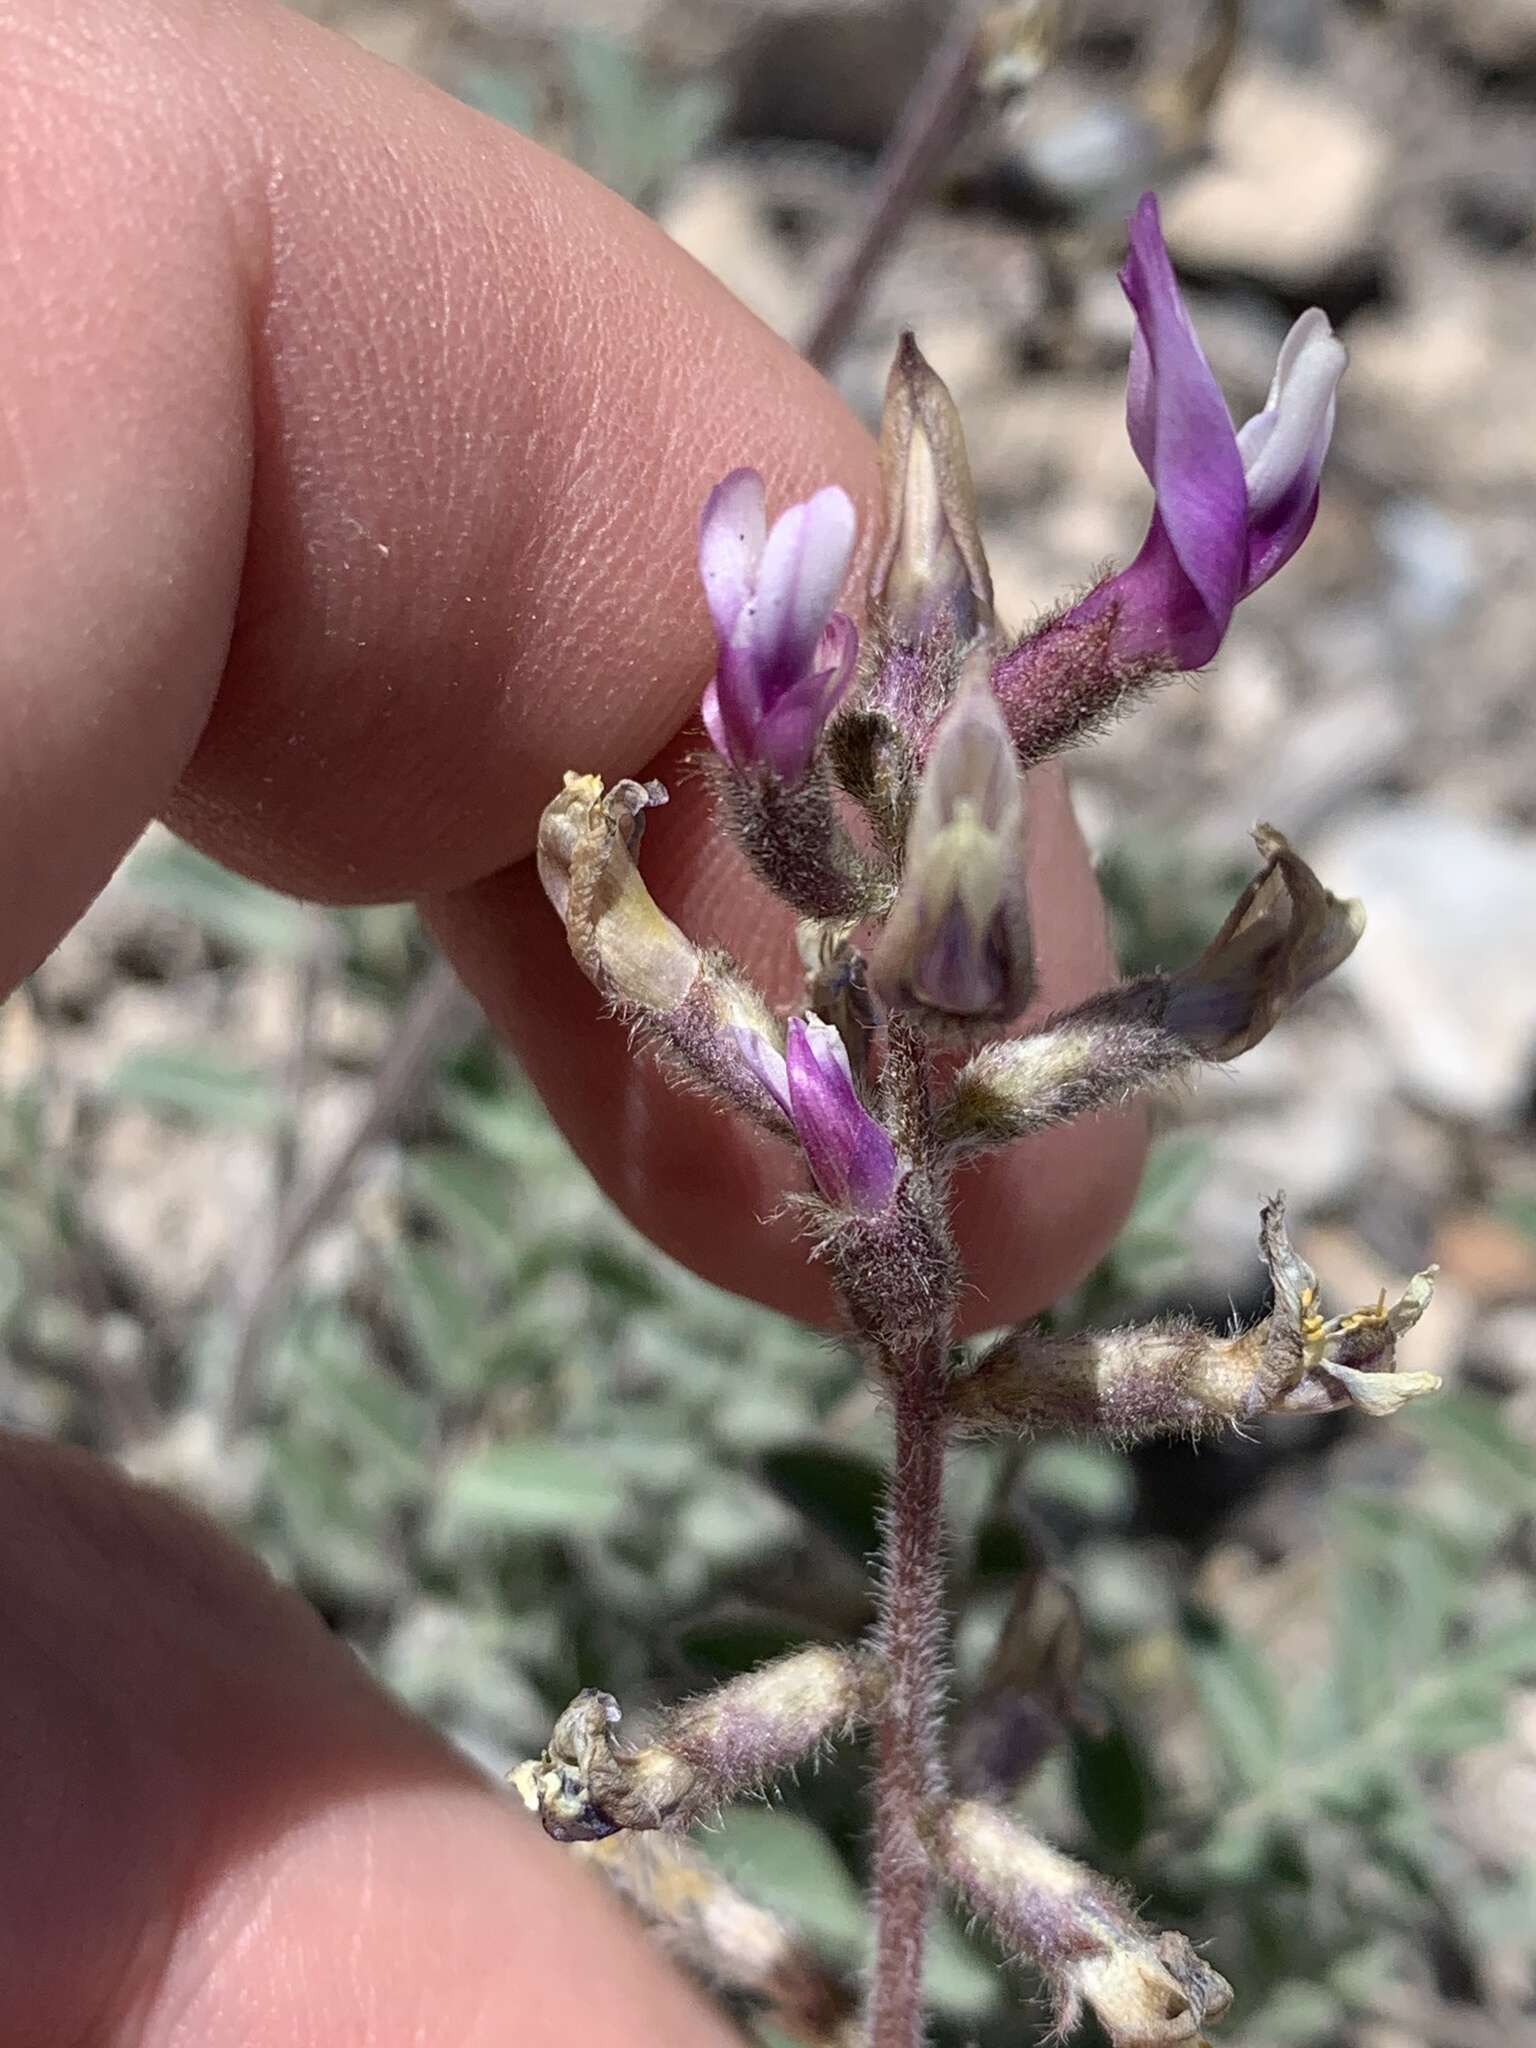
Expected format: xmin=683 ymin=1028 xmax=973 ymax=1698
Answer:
xmin=870 ymin=654 xmax=1034 ymax=1024
xmin=698 ymin=468 xmax=860 ymax=784
xmin=1075 ymin=193 xmax=1346 ymax=669
xmin=737 ymin=1015 xmax=898 ymax=1213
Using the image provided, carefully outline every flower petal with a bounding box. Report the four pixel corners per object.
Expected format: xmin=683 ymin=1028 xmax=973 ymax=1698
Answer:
xmin=1237 ymin=310 xmax=1345 ymax=515
xmin=1080 ymin=510 xmax=1227 ymax=669
xmin=744 ymin=485 xmax=857 ymax=698
xmin=785 ymin=1016 xmax=898 ymax=1213
xmin=733 ymin=1025 xmax=792 ymax=1120
xmin=753 ymin=655 xmax=857 ymax=783
xmin=1119 ymin=193 xmax=1247 ymax=631
xmin=1237 ymin=309 xmax=1347 ymax=594
xmin=698 ymin=468 xmax=766 ymax=643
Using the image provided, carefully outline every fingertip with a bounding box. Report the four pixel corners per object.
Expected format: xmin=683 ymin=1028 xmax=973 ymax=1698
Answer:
xmin=0 ymin=1435 xmax=735 ymax=2048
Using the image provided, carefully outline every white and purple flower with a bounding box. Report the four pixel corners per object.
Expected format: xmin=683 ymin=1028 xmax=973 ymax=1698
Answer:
xmin=1075 ymin=192 xmax=1347 ymax=669
xmin=698 ymin=469 xmax=860 ymax=785
xmin=737 ymin=1014 xmax=897 ymax=1214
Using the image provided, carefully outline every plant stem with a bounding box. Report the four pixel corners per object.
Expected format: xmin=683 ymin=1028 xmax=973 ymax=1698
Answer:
xmin=802 ymin=3 xmax=984 ymax=374
xmin=868 ymin=1336 xmax=949 ymax=2048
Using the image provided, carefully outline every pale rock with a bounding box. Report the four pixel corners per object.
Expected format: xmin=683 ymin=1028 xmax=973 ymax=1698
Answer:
xmin=1347 ymin=253 xmax=1536 ymax=494
xmin=1174 ymin=1015 xmax=1393 ymax=1286
xmin=1160 ymin=61 xmax=1387 ymax=290
xmin=1390 ymin=0 xmax=1536 ymax=72
xmin=1477 ymin=1308 xmax=1536 ymax=1394
xmin=1314 ymin=804 xmax=1536 ymax=1125
xmin=661 ymin=163 xmax=811 ymax=337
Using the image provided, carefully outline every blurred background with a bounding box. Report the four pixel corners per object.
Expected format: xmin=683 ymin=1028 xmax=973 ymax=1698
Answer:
xmin=3 ymin=2 xmax=1534 ymax=2042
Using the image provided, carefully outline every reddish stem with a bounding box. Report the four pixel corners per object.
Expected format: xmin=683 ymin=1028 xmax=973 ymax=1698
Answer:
xmin=867 ymin=1341 xmax=949 ymax=2048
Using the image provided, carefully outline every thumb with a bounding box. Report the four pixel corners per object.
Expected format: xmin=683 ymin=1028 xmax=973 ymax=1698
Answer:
xmin=0 ymin=1433 xmax=733 ymax=2048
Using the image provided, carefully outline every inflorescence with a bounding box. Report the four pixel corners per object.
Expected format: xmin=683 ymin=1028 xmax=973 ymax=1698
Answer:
xmin=521 ymin=193 xmax=1437 ymax=2048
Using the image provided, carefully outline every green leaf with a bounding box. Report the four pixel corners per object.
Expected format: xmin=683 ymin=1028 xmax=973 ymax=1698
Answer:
xmin=1184 ymin=1606 xmax=1286 ymax=1794
xmin=678 ymin=1610 xmax=827 ymax=1682
xmin=294 ymin=1308 xmax=433 ymax=1489
xmin=1328 ymin=1547 xmax=1396 ymax=1730
xmin=698 ymin=1808 xmax=866 ymax=1955
xmin=261 ymin=1434 xmax=406 ymax=1601
xmin=1396 ymin=1389 xmax=1536 ymax=1511
xmin=696 ymin=1809 xmax=996 ymax=2020
xmin=1024 ymin=1441 xmax=1134 ymax=1523
xmin=454 ymin=62 xmax=542 ymax=135
xmin=404 ymin=1147 xmax=515 ymax=1264
xmin=924 ymin=1909 xmax=1000 ymax=2020
xmin=433 ymin=1439 xmax=627 ymax=1543
xmin=102 ymin=1049 xmax=284 ymax=1129
xmin=438 ymin=1082 xmax=565 ymax=1170
xmin=759 ymin=1443 xmax=885 ymax=1564
xmin=123 ymin=839 xmax=312 ymax=957
xmin=0 ymin=1239 xmax=24 ymax=1333
xmin=1126 ymin=1134 xmax=1208 ymax=1234
xmin=387 ymin=1241 xmax=482 ymax=1395
xmin=1072 ymin=1714 xmax=1152 ymax=1858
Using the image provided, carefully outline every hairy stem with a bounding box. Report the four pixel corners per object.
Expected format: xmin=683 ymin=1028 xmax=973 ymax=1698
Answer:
xmin=868 ymin=1338 xmax=949 ymax=2048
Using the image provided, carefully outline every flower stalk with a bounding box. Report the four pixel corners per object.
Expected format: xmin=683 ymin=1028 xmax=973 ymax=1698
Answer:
xmin=867 ymin=1339 xmax=951 ymax=2048
xmin=525 ymin=184 xmax=1437 ymax=2048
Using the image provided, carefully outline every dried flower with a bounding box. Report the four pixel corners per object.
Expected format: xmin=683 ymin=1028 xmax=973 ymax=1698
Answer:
xmin=930 ymin=1799 xmax=1232 ymax=2047
xmin=699 ymin=468 xmax=860 ymax=784
xmin=508 ymin=1770 xmax=862 ymax=2048
xmin=1162 ymin=821 xmax=1364 ymax=1059
xmin=948 ymin=1194 xmax=1440 ymax=1437
xmin=1259 ymin=1197 xmax=1441 ymax=1418
xmin=529 ymin=1648 xmax=880 ymax=1840
xmin=870 ymin=333 xmax=994 ymax=651
xmin=537 ymin=771 xmax=792 ymax=1135
xmin=938 ymin=825 xmax=1359 ymax=1159
xmin=739 ymin=1014 xmax=899 ymax=1214
xmin=537 ymin=772 xmax=698 ymax=1012
xmin=1071 ymin=192 xmax=1346 ymax=670
xmin=870 ymin=654 xmax=1034 ymax=1027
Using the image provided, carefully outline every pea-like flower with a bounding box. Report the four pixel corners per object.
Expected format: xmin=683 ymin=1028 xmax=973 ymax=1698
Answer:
xmin=738 ymin=1014 xmax=898 ymax=1214
xmin=698 ymin=468 xmax=860 ymax=785
xmin=870 ymin=653 xmax=1034 ymax=1026
xmin=1076 ymin=191 xmax=1347 ymax=670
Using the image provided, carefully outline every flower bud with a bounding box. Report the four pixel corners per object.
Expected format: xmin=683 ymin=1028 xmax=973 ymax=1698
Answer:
xmin=738 ymin=1014 xmax=899 ymax=1215
xmin=698 ymin=468 xmax=860 ymax=786
xmin=870 ymin=653 xmax=1034 ymax=1027
xmin=871 ymin=333 xmax=994 ymax=650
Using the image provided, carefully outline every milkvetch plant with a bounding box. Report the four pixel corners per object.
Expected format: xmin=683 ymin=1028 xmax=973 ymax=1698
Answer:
xmin=521 ymin=195 xmax=1437 ymax=2048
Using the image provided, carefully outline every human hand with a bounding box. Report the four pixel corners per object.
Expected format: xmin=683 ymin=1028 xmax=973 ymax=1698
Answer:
xmin=0 ymin=4 xmax=1144 ymax=2040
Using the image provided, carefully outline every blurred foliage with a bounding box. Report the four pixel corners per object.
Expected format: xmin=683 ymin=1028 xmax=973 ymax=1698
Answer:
xmin=456 ymin=30 xmax=726 ymax=213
